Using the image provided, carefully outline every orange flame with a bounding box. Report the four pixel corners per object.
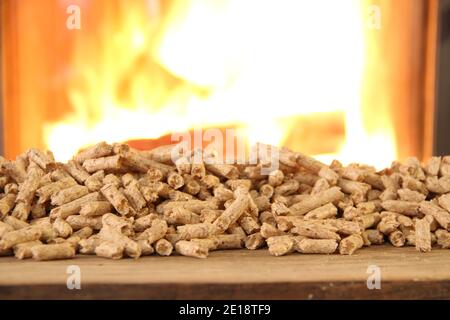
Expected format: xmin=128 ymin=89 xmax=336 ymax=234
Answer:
xmin=44 ymin=0 xmax=396 ymax=169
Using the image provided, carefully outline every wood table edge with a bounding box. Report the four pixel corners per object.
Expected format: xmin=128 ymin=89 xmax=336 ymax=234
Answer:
xmin=1 ymin=279 xmax=450 ymax=299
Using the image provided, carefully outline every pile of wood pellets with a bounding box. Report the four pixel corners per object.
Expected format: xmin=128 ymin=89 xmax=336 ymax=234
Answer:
xmin=0 ymin=141 xmax=449 ymax=261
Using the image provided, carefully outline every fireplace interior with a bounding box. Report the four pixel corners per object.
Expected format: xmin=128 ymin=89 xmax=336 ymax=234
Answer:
xmin=0 ymin=0 xmax=449 ymax=164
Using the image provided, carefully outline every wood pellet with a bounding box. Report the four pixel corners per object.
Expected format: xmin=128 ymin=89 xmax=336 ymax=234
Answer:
xmin=0 ymin=141 xmax=449 ymax=260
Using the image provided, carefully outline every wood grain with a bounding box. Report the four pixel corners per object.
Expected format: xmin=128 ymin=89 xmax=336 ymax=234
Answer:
xmin=0 ymin=246 xmax=449 ymax=299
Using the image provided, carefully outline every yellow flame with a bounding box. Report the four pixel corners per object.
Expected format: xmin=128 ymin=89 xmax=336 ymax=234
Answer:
xmin=45 ymin=0 xmax=396 ymax=169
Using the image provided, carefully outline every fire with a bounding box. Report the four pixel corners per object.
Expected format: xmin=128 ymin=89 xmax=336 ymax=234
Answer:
xmin=44 ymin=0 xmax=397 ymax=169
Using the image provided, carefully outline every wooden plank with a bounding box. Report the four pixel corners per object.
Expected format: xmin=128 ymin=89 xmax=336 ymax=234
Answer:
xmin=0 ymin=246 xmax=449 ymax=299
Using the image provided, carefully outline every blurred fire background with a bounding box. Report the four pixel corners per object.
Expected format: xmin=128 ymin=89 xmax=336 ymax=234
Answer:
xmin=0 ymin=0 xmax=447 ymax=168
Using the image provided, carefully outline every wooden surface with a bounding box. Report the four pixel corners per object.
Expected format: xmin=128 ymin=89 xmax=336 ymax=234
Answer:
xmin=0 ymin=246 xmax=449 ymax=299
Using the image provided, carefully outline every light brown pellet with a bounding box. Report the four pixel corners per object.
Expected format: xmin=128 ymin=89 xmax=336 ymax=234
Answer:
xmin=364 ymin=229 xmax=385 ymax=245
xmin=388 ymin=230 xmax=405 ymax=247
xmin=155 ymin=238 xmax=173 ymax=256
xmin=245 ymin=232 xmax=265 ymax=250
xmin=51 ymin=185 xmax=89 ymax=206
xmin=296 ymin=238 xmax=338 ymax=254
xmin=136 ymin=239 xmax=154 ymax=255
xmin=267 ymin=235 xmax=295 ymax=256
xmin=304 ymin=203 xmax=337 ymax=220
xmin=289 ymin=186 xmax=344 ymax=215
xmin=101 ymin=184 xmax=135 ymax=217
xmin=167 ymin=172 xmax=185 ymax=190
xmin=238 ymin=216 xmax=260 ymax=235
xmin=438 ymin=194 xmax=450 ymax=212
xmin=95 ymin=241 xmax=124 ymax=259
xmin=311 ymin=178 xmax=330 ymax=195
xmin=419 ymin=201 xmax=450 ymax=229
xmin=183 ymin=177 xmax=201 ymax=195
xmin=31 ymin=242 xmax=75 ymax=261
xmin=435 ymin=229 xmax=450 ymax=249
xmin=137 ymin=219 xmax=168 ymax=244
xmin=84 ymin=170 xmax=105 ymax=192
xmin=82 ymin=155 xmax=127 ymax=173
xmin=397 ymin=189 xmax=426 ymax=202
xmin=73 ymin=226 xmax=94 ymax=239
xmin=36 ymin=177 xmax=77 ymax=204
xmin=425 ymin=156 xmax=441 ymax=176
xmin=205 ymin=163 xmax=239 ymax=180
xmin=260 ymin=222 xmax=285 ymax=238
xmin=0 ymin=193 xmax=16 ymax=219
xmin=3 ymin=216 xmax=30 ymax=230
xmin=65 ymin=160 xmax=90 ymax=183
xmin=0 ymin=226 xmax=42 ymax=250
xmin=49 ymin=192 xmax=102 ymax=220
xmin=415 ymin=217 xmax=432 ymax=252
xmin=123 ymin=181 xmax=147 ymax=211
xmin=377 ymin=214 xmax=400 ymax=235
xmin=213 ymin=192 xmax=249 ymax=232
xmin=175 ymin=240 xmax=208 ymax=258
xmin=339 ymin=234 xmax=364 ymax=255
xmin=381 ymin=200 xmax=419 ymax=217
xmin=133 ymin=214 xmax=158 ymax=232
xmin=103 ymin=173 xmax=122 ymax=187
xmin=13 ymin=240 xmax=43 ymax=259
xmin=79 ymin=201 xmax=113 ymax=217
xmin=66 ymin=215 xmax=102 ymax=231
xmin=177 ymin=223 xmax=217 ymax=240
xmin=191 ymin=163 xmax=206 ymax=179
xmin=166 ymin=207 xmax=201 ymax=225
xmin=53 ymin=217 xmax=73 ymax=238
xmin=98 ymin=227 xmax=141 ymax=259
xmin=0 ymin=221 xmax=14 ymax=238
xmin=74 ymin=142 xmax=113 ymax=164
xmin=291 ymin=222 xmax=340 ymax=241
xmin=101 ymin=213 xmax=133 ymax=235
xmin=27 ymin=148 xmax=56 ymax=171
xmin=79 ymin=235 xmax=102 ymax=254
xmin=210 ymin=234 xmax=243 ymax=249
